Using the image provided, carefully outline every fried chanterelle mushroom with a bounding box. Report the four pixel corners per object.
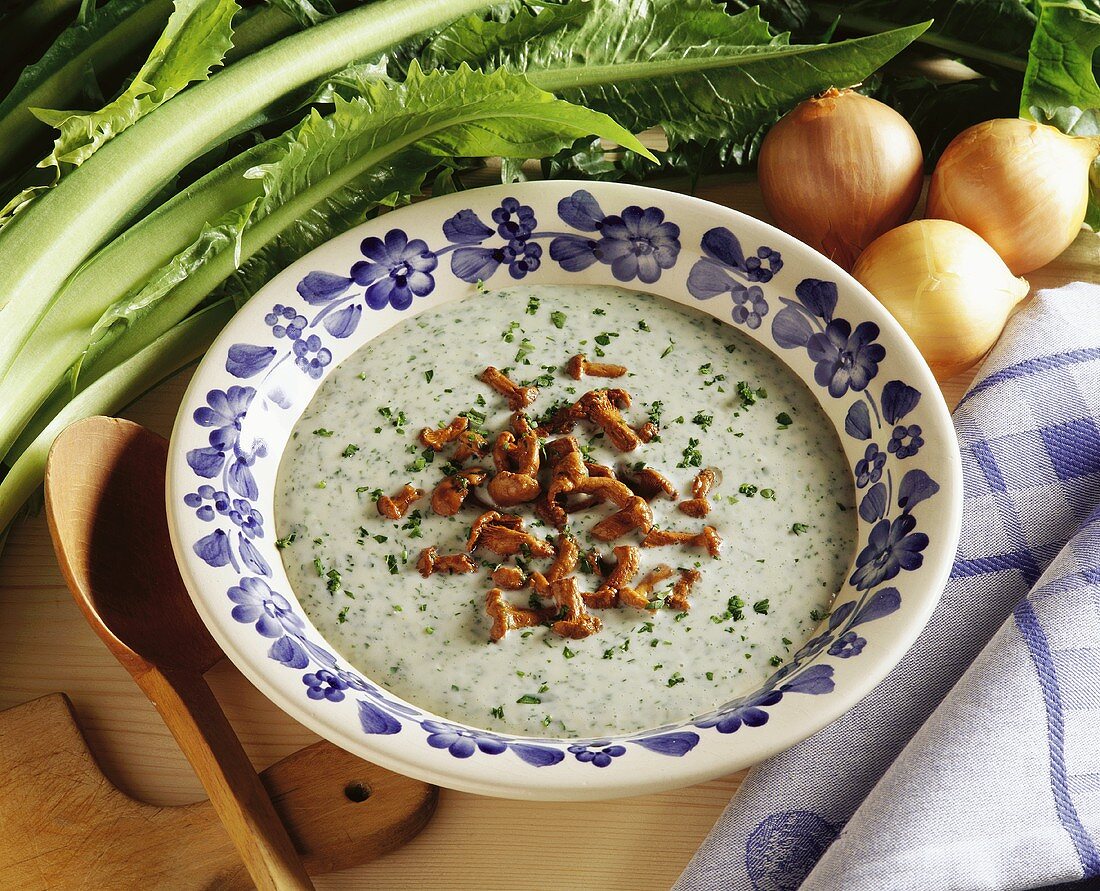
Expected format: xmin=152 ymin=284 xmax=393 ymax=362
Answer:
xmin=377 ymin=484 xmax=423 ymax=519
xmin=376 ymin=343 xmax=736 ymax=644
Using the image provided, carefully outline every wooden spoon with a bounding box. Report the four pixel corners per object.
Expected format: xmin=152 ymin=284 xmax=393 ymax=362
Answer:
xmin=44 ymin=417 xmax=322 ymax=890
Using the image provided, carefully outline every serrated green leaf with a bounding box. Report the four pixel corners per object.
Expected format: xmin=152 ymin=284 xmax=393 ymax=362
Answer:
xmin=1 ymin=0 xmax=238 ymax=224
xmin=421 ymin=0 xmax=591 ymax=69
xmin=418 ymin=0 xmax=928 ymax=149
xmin=267 ymin=0 xmax=336 ymax=27
xmin=70 ymin=63 xmax=653 ymax=392
xmin=0 ymin=0 xmax=172 ymax=178
xmin=1021 ymin=0 xmax=1100 ymax=228
xmin=724 ymin=0 xmax=813 ymax=35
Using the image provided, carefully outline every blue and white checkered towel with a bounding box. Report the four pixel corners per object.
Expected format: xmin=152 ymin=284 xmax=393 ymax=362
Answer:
xmin=676 ymin=282 xmax=1100 ymax=891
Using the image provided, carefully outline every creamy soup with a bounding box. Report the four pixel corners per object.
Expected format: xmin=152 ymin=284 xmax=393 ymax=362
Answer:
xmin=275 ymin=285 xmax=855 ymax=737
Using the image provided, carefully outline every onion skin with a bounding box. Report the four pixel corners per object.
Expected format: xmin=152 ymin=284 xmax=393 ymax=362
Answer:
xmin=926 ymin=119 xmax=1100 ymax=275
xmin=759 ymin=88 xmax=923 ymax=271
xmin=853 ymin=220 xmax=1030 ymax=381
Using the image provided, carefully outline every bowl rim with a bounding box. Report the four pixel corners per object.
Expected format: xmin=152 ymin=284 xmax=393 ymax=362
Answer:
xmin=167 ymin=180 xmax=962 ymax=800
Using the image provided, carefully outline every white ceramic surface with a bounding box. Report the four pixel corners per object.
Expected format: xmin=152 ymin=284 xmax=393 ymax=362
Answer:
xmin=168 ymin=181 xmax=962 ymax=800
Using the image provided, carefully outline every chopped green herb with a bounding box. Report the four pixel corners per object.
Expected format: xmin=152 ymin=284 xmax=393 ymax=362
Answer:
xmin=275 ymin=532 xmax=296 ymax=550
xmin=490 ymin=706 xmax=505 ymax=720
xmin=792 ymin=522 xmax=809 ymax=535
xmin=526 ymin=295 xmax=540 ymax=315
xmin=312 ymin=428 xmax=334 ymax=437
xmin=738 ymin=483 xmax=758 ymax=497
xmin=341 ymin=444 xmax=359 ymax=458
xmin=647 ymin=400 xmax=664 ymax=428
xmin=516 ymin=694 xmax=541 ymax=704
xmin=705 ymin=671 xmax=715 ymax=681
xmin=761 ymin=488 xmax=776 ymax=500
xmin=637 ymin=319 xmax=651 ymax=332
xmin=522 ymin=364 xmax=556 ymax=388
xmin=593 ymin=307 xmax=606 ymax=315
xmin=769 ymin=655 xmax=783 ymax=666
xmin=424 ymin=626 xmax=435 ymax=635
xmin=313 ymin=557 xmax=324 ymax=576
xmin=514 ymin=337 xmax=535 ymax=364
xmin=326 ymin=569 xmax=342 ymax=593
xmin=711 ymin=595 xmax=745 ymax=624
xmin=594 ymin=331 xmax=618 ymax=346
xmin=550 ymin=310 xmax=567 ymax=329
xmin=691 ymin=412 xmax=713 ymax=431
xmin=337 ymin=606 xmax=349 ymax=624
xmin=563 ymin=646 xmax=576 ymax=659
xmin=810 ymin=608 xmax=828 ymax=622
xmin=667 ymin=672 xmax=685 ymax=687
xmin=660 ymin=338 xmax=675 ymax=359
xmin=736 ymin=380 xmax=766 ymax=409
xmin=315 ymin=480 xmax=327 ymax=489
xmin=698 ymin=362 xmax=712 ymax=376
xmin=401 ymin=510 xmax=423 ymax=539
xmin=678 ymin=438 xmax=702 ymax=468
xmin=776 ymin=411 xmax=793 ymax=429
xmin=385 ymin=554 xmax=399 ymax=575
xmin=424 ymin=369 xmax=434 ymax=383
xmin=753 ymin=599 xmax=770 ymax=615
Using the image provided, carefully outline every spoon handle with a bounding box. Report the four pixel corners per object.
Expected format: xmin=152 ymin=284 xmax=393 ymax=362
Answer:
xmin=139 ymin=664 xmax=315 ymax=891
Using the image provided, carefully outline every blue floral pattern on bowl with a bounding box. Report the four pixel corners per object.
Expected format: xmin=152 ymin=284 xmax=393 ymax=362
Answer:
xmin=169 ymin=182 xmax=960 ymax=798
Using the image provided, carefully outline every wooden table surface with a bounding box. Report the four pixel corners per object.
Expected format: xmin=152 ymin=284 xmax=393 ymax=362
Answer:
xmin=0 ymin=179 xmax=1095 ymax=890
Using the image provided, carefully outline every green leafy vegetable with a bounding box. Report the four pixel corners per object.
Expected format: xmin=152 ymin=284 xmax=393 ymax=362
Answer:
xmin=807 ymin=0 xmax=1036 ymax=72
xmin=268 ymin=0 xmax=336 ymax=28
xmin=0 ymin=62 xmax=649 ymax=468
xmin=0 ymin=0 xmax=493 ymax=393
xmin=0 ymin=0 xmax=174 ymax=178
xmin=422 ymin=0 xmax=930 ymax=150
xmin=421 ymin=0 xmax=589 ymax=69
xmin=1020 ymin=0 xmax=1100 ymax=226
xmin=2 ymin=0 xmax=239 ymax=223
xmin=0 ymin=298 xmax=233 ymax=531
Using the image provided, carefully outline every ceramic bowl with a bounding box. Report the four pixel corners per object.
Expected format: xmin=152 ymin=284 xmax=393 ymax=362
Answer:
xmin=167 ymin=181 xmax=962 ymax=800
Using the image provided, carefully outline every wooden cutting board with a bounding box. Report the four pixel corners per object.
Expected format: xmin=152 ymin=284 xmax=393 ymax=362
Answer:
xmin=0 ymin=693 xmax=438 ymax=889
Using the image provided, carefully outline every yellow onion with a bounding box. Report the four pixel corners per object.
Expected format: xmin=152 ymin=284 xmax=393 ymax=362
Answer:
xmin=927 ymin=118 xmax=1100 ymax=274
xmin=759 ymin=88 xmax=924 ymax=271
xmin=852 ymin=219 xmax=1029 ymax=380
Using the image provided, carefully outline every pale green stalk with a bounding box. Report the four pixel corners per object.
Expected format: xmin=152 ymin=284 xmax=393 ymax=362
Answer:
xmin=0 ymin=0 xmax=490 ymax=382
xmin=0 ymin=0 xmax=174 ymax=174
xmin=0 ymin=140 xmax=277 ymax=460
xmin=0 ymin=298 xmax=234 ymax=532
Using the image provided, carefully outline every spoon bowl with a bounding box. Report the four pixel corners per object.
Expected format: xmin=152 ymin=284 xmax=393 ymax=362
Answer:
xmin=46 ymin=416 xmax=222 ymax=673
